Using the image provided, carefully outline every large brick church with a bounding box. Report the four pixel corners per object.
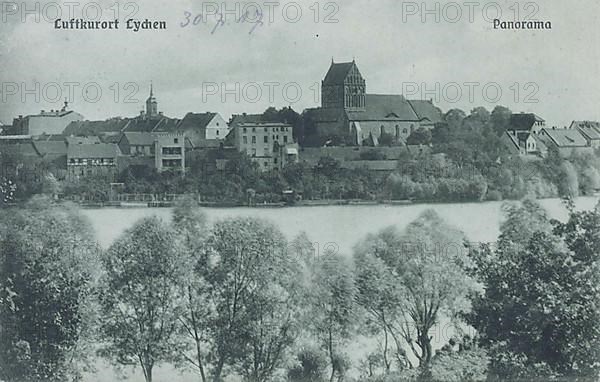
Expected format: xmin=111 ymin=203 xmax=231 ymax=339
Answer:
xmin=302 ymin=60 xmax=443 ymax=146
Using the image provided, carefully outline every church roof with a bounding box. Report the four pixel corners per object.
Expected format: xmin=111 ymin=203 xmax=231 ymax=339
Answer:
xmin=347 ymin=94 xmax=419 ymax=122
xmin=323 ymin=62 xmax=355 ymax=85
xmin=408 ymin=100 xmax=444 ymax=124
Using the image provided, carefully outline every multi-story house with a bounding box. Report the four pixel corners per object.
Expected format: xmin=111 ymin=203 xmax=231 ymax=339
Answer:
xmin=11 ymin=101 xmax=84 ymax=136
xmin=154 ymin=132 xmax=185 ymax=172
xmin=503 ymin=113 xmax=548 ymax=157
xmin=176 ymin=112 xmax=229 ymax=148
xmin=66 ymin=140 xmax=121 ymax=180
xmin=225 ymin=122 xmax=298 ymax=171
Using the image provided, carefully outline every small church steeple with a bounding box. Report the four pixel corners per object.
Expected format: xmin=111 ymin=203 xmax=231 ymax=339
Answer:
xmin=146 ymin=82 xmax=158 ymax=118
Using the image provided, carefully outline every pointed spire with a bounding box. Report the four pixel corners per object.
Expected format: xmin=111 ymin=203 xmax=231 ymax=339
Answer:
xmin=150 ymin=81 xmax=153 ymax=97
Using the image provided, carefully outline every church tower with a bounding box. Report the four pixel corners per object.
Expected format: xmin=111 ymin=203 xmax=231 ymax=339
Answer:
xmin=321 ymin=59 xmax=366 ymax=111
xmin=146 ymin=82 xmax=158 ymax=118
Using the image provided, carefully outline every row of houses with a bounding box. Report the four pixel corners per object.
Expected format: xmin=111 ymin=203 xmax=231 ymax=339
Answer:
xmin=502 ymin=113 xmax=600 ymax=158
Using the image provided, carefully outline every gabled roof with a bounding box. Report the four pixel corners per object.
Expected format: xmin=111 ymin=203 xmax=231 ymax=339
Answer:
xmin=0 ymin=141 xmax=41 ymax=157
xmin=509 ymin=113 xmax=545 ymax=131
xmin=177 ymin=112 xmax=217 ymax=131
xmin=67 ymin=143 xmax=121 ymax=159
xmin=63 ymin=118 xmax=130 ymax=136
xmin=347 ymin=94 xmax=419 ymax=122
xmin=408 ymin=100 xmax=443 ymax=124
xmin=33 ymin=141 xmax=67 ymax=157
xmin=66 ymin=136 xmax=101 ymax=145
xmin=540 ymin=128 xmax=588 ymax=147
xmin=125 ymin=116 xmax=180 ymax=133
xmin=229 ymin=113 xmax=265 ymax=127
xmin=323 ymin=62 xmax=355 ymax=85
xmin=570 ymin=121 xmax=600 ymax=140
xmin=122 ymin=131 xmax=156 ymax=146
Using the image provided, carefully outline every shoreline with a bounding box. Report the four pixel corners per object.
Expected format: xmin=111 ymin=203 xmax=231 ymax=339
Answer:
xmin=71 ymin=195 xmax=597 ymax=209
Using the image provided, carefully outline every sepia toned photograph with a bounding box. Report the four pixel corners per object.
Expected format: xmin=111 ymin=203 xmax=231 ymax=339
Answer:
xmin=0 ymin=0 xmax=599 ymax=381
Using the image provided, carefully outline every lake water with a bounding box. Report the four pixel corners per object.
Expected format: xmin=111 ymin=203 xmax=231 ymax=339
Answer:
xmin=79 ymin=197 xmax=599 ymax=381
xmin=82 ymin=197 xmax=599 ymax=253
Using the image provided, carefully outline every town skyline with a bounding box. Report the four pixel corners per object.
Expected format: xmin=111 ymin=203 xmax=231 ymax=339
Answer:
xmin=2 ymin=0 xmax=600 ymax=127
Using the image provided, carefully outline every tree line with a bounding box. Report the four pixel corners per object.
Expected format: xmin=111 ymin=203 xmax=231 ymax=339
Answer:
xmin=1 ymin=196 xmax=599 ymax=381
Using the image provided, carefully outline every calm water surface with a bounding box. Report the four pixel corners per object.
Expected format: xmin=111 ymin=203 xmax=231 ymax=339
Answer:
xmin=82 ymin=197 xmax=599 ymax=253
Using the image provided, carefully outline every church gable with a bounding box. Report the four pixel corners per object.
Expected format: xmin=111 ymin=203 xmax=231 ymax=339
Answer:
xmin=322 ymin=60 xmax=366 ymax=110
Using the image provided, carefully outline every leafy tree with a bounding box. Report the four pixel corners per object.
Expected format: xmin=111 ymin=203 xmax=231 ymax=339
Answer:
xmin=406 ymin=128 xmax=432 ymax=146
xmin=98 ymin=216 xmax=187 ymax=382
xmin=308 ymin=254 xmax=357 ymax=382
xmin=443 ymin=109 xmax=466 ymax=130
xmin=0 ymin=202 xmax=99 ymax=382
xmin=354 ymin=210 xmax=479 ymax=370
xmin=202 ymin=217 xmax=301 ymax=382
xmin=171 ymin=197 xmax=212 ymax=382
xmin=288 ymin=347 xmax=328 ymax=382
xmin=427 ymin=336 xmax=488 ymax=382
xmin=470 ymin=200 xmax=600 ymax=380
xmin=354 ymin=250 xmax=411 ymax=373
xmin=489 ymin=106 xmax=512 ymax=136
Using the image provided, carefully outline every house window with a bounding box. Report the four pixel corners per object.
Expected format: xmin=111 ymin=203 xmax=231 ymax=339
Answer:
xmin=252 ymin=127 xmax=256 ymax=132
xmin=283 ymin=136 xmax=288 ymax=143
xmin=252 ymin=136 xmax=256 ymax=144
xmin=395 ymin=125 xmax=400 ymax=137
xmin=264 ymin=136 xmax=268 ymax=143
xmin=174 ymin=138 xmax=179 ymax=144
xmin=252 ymin=148 xmax=256 ymax=156
xmin=243 ymin=127 xmax=247 ymax=133
xmin=243 ymin=136 xmax=248 ymax=144
xmin=264 ymin=162 xmax=268 ymax=167
xmin=216 ymin=130 xmax=219 ymax=136
xmin=403 ymin=128 xmax=408 ymax=134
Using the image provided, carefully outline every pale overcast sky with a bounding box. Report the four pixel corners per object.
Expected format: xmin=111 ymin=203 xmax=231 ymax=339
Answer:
xmin=1 ymin=0 xmax=599 ymax=127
